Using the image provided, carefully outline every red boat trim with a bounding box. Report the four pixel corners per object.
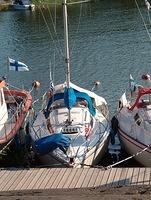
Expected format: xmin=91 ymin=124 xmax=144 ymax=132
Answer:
xmin=0 ymin=90 xmax=32 ymax=144
xmin=130 ymin=87 xmax=151 ymax=111
xmin=118 ymin=127 xmax=151 ymax=154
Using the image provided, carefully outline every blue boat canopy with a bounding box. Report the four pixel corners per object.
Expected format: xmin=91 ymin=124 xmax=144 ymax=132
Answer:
xmin=44 ymin=87 xmax=96 ymax=118
xmin=33 ymin=133 xmax=71 ymax=155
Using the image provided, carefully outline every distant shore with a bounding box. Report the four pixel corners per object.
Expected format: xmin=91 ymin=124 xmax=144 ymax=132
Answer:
xmin=0 ymin=0 xmax=10 ymax=11
xmin=0 ymin=0 xmax=94 ymax=11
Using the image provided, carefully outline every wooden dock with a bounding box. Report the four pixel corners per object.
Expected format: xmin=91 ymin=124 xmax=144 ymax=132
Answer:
xmin=0 ymin=167 xmax=150 ymax=191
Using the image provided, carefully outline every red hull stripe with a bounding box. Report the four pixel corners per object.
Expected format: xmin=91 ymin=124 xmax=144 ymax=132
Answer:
xmin=118 ymin=128 xmax=151 ymax=154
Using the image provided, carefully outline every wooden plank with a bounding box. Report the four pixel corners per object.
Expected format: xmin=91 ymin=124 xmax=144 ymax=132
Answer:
xmin=143 ymin=168 xmax=151 ymax=185
xmin=51 ymin=168 xmax=67 ymax=188
xmin=100 ymin=168 xmax=111 ymax=186
xmin=74 ymin=168 xmax=87 ymax=188
xmin=34 ymin=168 xmax=53 ymax=189
xmin=45 ymin=168 xmax=62 ymax=189
xmin=0 ymin=170 xmax=17 ymax=191
xmin=118 ymin=168 xmax=128 ymax=186
xmin=0 ymin=169 xmax=8 ymax=178
xmin=0 ymin=169 xmax=10 ymax=190
xmin=20 ymin=169 xmax=40 ymax=190
xmin=14 ymin=169 xmax=34 ymax=190
xmin=124 ymin=168 xmax=134 ymax=186
xmin=131 ymin=168 xmax=140 ymax=185
xmin=27 ymin=168 xmax=47 ymax=189
xmin=137 ymin=168 xmax=145 ymax=185
xmin=57 ymin=168 xmax=71 ymax=188
xmin=93 ymin=169 xmax=105 ymax=187
xmin=106 ymin=168 xmax=117 ymax=187
xmin=1 ymin=169 xmax=22 ymax=191
xmin=26 ymin=168 xmax=47 ymax=190
xmin=87 ymin=168 xmax=100 ymax=187
xmin=111 ymin=168 xmax=122 ymax=186
xmin=62 ymin=169 xmax=77 ymax=188
xmin=19 ymin=169 xmax=39 ymax=190
xmin=9 ymin=169 xmax=29 ymax=191
xmin=68 ymin=169 xmax=83 ymax=188
xmin=81 ymin=168 xmax=95 ymax=188
xmin=40 ymin=168 xmax=57 ymax=189
xmin=1 ymin=167 xmax=151 ymax=191
xmin=0 ymin=170 xmax=11 ymax=191
xmin=39 ymin=168 xmax=55 ymax=189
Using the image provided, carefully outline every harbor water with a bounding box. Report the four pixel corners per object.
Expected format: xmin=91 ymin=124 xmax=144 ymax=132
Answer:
xmin=0 ymin=0 xmax=149 ymax=167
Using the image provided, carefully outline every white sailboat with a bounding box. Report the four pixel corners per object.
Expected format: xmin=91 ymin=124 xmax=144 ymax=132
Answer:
xmin=116 ymin=74 xmax=151 ymax=166
xmin=29 ymin=0 xmax=110 ymax=168
xmin=12 ymin=0 xmax=35 ymax=11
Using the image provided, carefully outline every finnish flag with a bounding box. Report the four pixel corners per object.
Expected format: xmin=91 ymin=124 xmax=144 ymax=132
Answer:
xmin=49 ymin=80 xmax=54 ymax=93
xmin=9 ymin=58 xmax=29 ymax=71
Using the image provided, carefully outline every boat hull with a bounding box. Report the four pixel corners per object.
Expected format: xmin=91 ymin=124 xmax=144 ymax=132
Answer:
xmin=12 ymin=4 xmax=35 ymax=10
xmin=0 ymin=89 xmax=32 ymax=150
xmin=30 ymin=83 xmax=110 ymax=168
xmin=118 ymin=128 xmax=151 ymax=167
xmin=35 ymin=132 xmax=110 ymax=168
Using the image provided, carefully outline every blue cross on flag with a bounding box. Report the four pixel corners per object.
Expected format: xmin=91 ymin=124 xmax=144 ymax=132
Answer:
xmin=9 ymin=58 xmax=29 ymax=72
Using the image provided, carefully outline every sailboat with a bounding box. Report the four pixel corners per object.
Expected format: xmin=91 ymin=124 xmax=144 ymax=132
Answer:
xmin=0 ymin=78 xmax=32 ymax=152
xmin=116 ymin=74 xmax=151 ymax=166
xmin=29 ymin=0 xmax=110 ymax=168
xmin=12 ymin=0 xmax=35 ymax=11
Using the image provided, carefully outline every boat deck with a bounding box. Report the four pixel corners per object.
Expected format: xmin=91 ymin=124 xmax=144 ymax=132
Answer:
xmin=0 ymin=167 xmax=150 ymax=191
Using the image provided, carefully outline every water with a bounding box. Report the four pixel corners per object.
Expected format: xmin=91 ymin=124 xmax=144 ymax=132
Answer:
xmin=0 ymin=0 xmax=149 ymax=167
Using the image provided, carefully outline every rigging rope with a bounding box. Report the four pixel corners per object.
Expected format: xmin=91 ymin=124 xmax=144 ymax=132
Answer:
xmin=70 ymin=3 xmax=83 ymax=55
xmin=38 ymin=4 xmax=64 ymax=58
xmin=105 ymin=143 xmax=151 ymax=170
xmin=147 ymin=8 xmax=151 ymax=24
xmin=135 ymin=0 xmax=151 ymax=41
xmin=73 ymin=142 xmax=151 ymax=169
xmin=46 ymin=4 xmax=64 ymax=57
xmin=0 ymin=138 xmax=13 ymax=156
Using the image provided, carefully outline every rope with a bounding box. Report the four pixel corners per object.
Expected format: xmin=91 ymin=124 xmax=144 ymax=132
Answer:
xmin=0 ymin=138 xmax=13 ymax=155
xmin=71 ymin=143 xmax=151 ymax=169
xmin=70 ymin=3 xmax=83 ymax=55
xmin=147 ymin=9 xmax=151 ymax=24
xmin=135 ymin=0 xmax=151 ymax=41
xmin=104 ymin=143 xmax=151 ymax=170
xmin=46 ymin=4 xmax=64 ymax=57
xmin=37 ymin=4 xmax=64 ymax=59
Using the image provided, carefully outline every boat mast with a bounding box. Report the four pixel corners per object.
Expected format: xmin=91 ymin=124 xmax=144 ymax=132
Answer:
xmin=63 ymin=0 xmax=71 ymax=123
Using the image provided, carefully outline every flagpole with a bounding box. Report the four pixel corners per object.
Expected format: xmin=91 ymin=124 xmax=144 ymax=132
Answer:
xmin=6 ymin=57 xmax=9 ymax=84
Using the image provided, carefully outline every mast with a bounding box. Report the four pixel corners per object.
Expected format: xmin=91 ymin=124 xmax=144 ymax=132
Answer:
xmin=63 ymin=0 xmax=70 ymax=87
xmin=63 ymin=0 xmax=71 ymax=123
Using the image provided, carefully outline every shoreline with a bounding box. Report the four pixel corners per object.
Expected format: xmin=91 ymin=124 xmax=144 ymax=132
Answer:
xmin=0 ymin=0 xmax=95 ymax=11
xmin=0 ymin=185 xmax=151 ymax=200
xmin=0 ymin=0 xmax=10 ymax=11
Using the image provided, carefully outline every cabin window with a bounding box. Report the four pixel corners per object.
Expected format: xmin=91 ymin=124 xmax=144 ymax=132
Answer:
xmin=134 ymin=113 xmax=142 ymax=126
xmin=0 ymin=91 xmax=3 ymax=106
xmin=139 ymin=94 xmax=151 ymax=107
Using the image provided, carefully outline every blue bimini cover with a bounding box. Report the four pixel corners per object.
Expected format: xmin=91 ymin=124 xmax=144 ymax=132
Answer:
xmin=64 ymin=87 xmax=76 ymax=109
xmin=33 ymin=133 xmax=71 ymax=155
xmin=45 ymin=87 xmax=96 ymax=117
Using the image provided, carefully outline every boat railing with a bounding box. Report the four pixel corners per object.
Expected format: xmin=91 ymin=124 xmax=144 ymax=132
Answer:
xmin=0 ymin=100 xmax=27 ymax=140
xmin=32 ymin=125 xmax=45 ymax=140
